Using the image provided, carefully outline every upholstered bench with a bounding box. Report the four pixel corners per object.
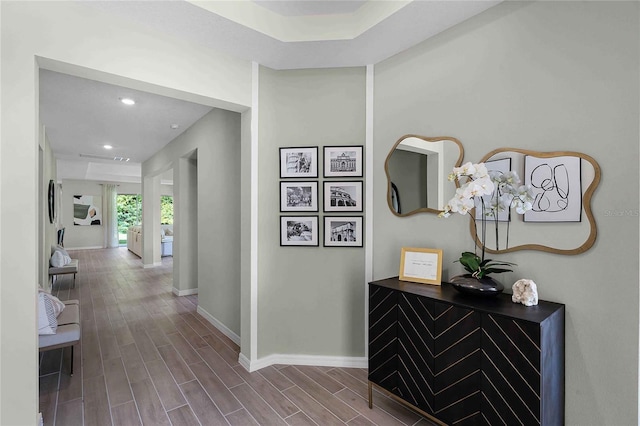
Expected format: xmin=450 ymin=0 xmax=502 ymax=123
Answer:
xmin=39 ymin=300 xmax=80 ymax=375
xmin=49 ymin=259 xmax=79 ymax=288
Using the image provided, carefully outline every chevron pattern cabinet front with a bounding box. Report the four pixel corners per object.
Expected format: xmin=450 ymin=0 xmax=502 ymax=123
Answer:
xmin=368 ymin=278 xmax=564 ymax=426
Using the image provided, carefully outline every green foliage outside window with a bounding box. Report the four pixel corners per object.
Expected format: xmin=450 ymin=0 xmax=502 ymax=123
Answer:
xmin=117 ymin=194 xmax=142 ymax=236
xmin=161 ymin=196 xmax=174 ymax=225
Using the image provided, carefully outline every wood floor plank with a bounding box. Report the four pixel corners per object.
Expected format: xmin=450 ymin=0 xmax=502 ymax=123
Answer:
xmin=336 ymin=388 xmax=406 ymax=426
xmin=54 ymin=399 xmax=84 ymax=426
xmin=173 ymin=318 xmax=209 ymax=348
xmin=180 ymin=380 xmax=228 ymax=426
xmin=226 ymin=408 xmax=260 ymax=426
xmin=181 ymin=312 xmax=212 ymax=336
xmin=167 ymin=405 xmax=200 ymax=426
xmin=259 ymin=365 xmax=296 ymax=391
xmin=111 ymin=401 xmax=141 ymax=426
xmin=157 ymin=344 xmax=195 ymax=384
xmin=130 ymin=378 xmax=172 ymax=426
xmin=82 ymin=318 xmax=104 ymax=379
xmin=326 ymin=368 xmax=369 ymax=399
xmin=189 ymin=361 xmax=242 ymax=415
xmin=57 ymin=345 xmax=82 ymax=403
xmin=285 ymin=412 xmax=317 ymax=426
xmin=97 ymin=325 xmax=122 ymax=361
xmin=103 ymin=357 xmax=134 ymax=407
xmin=130 ymin=328 xmax=161 ymax=362
xmin=196 ymin=346 xmax=244 ymax=387
xmin=229 ymin=383 xmax=288 ymax=426
xmin=296 ymin=365 xmax=345 ymax=394
xmin=111 ymin=319 xmax=135 ymax=347
xmin=280 ymin=366 xmax=359 ymax=423
xmin=145 ymin=358 xmax=187 ymax=411
xmin=283 ymin=385 xmax=344 ymax=426
xmin=147 ymin=326 xmax=171 ymax=347
xmin=347 ymin=415 xmax=376 ymax=426
xmin=233 ymin=364 xmax=300 ymax=418
xmin=83 ymin=375 xmax=112 ymax=426
xmin=202 ymin=333 xmax=240 ymax=367
xmin=120 ymin=343 xmax=150 ymax=384
xmin=166 ymin=332 xmax=203 ymax=365
xmin=39 ymin=373 xmax=59 ymax=426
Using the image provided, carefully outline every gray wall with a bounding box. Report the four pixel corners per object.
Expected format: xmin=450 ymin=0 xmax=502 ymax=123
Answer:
xmin=143 ymin=108 xmax=242 ymax=335
xmin=257 ymin=66 xmax=366 ymax=358
xmin=372 ymin=2 xmax=639 ymax=424
xmin=40 ymin=128 xmax=58 ymax=289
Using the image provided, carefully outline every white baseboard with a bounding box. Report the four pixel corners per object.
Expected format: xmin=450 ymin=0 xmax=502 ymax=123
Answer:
xmin=196 ymin=306 xmax=241 ymax=346
xmin=143 ymin=262 xmax=163 ymax=269
xmin=238 ymin=352 xmax=367 ymax=372
xmin=173 ymin=287 xmax=198 ymax=296
xmin=65 ymin=246 xmax=103 ymax=251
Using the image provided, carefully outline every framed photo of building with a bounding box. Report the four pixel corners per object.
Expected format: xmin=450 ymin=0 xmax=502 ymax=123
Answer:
xmin=323 ymin=216 xmax=363 ymax=247
xmin=323 ymin=146 xmax=363 ymax=178
xmin=280 ymin=147 xmax=318 ymax=178
xmin=280 ymin=181 xmax=318 ymax=212
xmin=323 ymin=181 xmax=363 ymax=212
xmin=280 ymin=216 xmax=319 ymax=246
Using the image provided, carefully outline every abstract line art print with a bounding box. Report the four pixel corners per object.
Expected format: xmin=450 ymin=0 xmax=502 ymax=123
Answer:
xmin=524 ymin=155 xmax=582 ymax=222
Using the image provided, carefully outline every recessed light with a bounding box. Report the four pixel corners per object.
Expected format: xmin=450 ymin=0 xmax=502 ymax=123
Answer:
xmin=103 ymin=144 xmax=113 ymax=150
xmin=170 ymin=124 xmax=180 ymax=130
xmin=120 ymin=97 xmax=135 ymax=106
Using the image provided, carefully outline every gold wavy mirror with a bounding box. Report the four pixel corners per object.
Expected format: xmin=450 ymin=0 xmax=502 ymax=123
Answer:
xmin=470 ymin=148 xmax=601 ymax=255
xmin=384 ymin=135 xmax=464 ymax=216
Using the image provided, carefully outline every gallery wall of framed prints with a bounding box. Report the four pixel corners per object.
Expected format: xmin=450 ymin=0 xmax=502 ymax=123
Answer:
xmin=279 ymin=145 xmax=364 ymax=247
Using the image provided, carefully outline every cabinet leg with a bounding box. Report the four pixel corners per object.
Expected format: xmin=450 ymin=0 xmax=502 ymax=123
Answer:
xmin=368 ymin=381 xmax=373 ymax=409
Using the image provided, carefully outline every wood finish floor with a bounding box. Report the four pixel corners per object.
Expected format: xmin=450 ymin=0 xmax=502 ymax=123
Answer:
xmin=39 ymin=247 xmax=436 ymax=426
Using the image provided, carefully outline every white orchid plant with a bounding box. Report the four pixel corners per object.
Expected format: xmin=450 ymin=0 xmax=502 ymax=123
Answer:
xmin=439 ymin=161 xmax=535 ymax=279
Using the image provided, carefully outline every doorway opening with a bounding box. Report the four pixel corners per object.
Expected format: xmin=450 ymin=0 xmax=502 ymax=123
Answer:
xmin=117 ymin=194 xmax=142 ymax=246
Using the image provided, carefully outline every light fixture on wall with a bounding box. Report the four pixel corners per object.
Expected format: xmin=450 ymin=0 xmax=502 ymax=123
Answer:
xmin=119 ymin=97 xmax=136 ymax=106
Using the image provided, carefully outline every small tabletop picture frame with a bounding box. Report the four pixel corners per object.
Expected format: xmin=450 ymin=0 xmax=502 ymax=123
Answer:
xmin=399 ymin=247 xmax=443 ymax=285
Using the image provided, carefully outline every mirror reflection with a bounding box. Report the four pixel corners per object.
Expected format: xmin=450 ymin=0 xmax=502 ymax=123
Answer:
xmin=471 ymin=148 xmax=601 ymax=255
xmin=385 ymin=135 xmax=464 ymax=216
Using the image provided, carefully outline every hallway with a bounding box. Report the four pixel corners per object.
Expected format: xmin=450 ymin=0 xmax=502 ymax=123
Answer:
xmin=39 ymin=247 xmax=434 ymax=425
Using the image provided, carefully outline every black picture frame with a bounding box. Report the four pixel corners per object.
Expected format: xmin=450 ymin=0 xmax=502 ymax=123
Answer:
xmin=323 ymin=146 xmax=363 ymax=178
xmin=48 ymin=179 xmax=55 ymax=224
xmin=280 ymin=216 xmax=319 ymax=246
xmin=279 ymin=147 xmax=319 ymax=179
xmin=280 ymin=181 xmax=319 ymax=212
xmin=323 ymin=181 xmax=363 ymax=212
xmin=323 ymin=216 xmax=363 ymax=247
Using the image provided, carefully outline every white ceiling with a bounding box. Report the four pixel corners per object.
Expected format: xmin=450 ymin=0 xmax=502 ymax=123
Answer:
xmin=42 ymin=0 xmax=501 ymax=183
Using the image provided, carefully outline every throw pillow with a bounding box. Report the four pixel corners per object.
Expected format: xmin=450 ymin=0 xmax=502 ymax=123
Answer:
xmin=50 ymin=250 xmax=65 ymax=267
xmin=38 ymin=292 xmax=58 ymax=335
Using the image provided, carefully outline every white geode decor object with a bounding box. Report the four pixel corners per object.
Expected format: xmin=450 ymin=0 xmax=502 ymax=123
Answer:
xmin=512 ymin=279 xmax=538 ymax=306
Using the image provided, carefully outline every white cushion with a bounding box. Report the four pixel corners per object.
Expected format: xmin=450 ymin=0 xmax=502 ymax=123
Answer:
xmin=50 ymin=247 xmax=71 ymax=267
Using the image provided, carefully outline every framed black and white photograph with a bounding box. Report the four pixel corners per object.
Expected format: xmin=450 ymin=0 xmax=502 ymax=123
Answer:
xmin=280 ymin=181 xmax=318 ymax=212
xmin=323 ymin=216 xmax=363 ymax=247
xmin=280 ymin=216 xmax=319 ymax=246
xmin=280 ymin=147 xmax=318 ymax=178
xmin=323 ymin=181 xmax=363 ymax=212
xmin=475 ymin=158 xmax=511 ymax=222
xmin=323 ymin=146 xmax=363 ymax=178
xmin=524 ymin=155 xmax=582 ymax=222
